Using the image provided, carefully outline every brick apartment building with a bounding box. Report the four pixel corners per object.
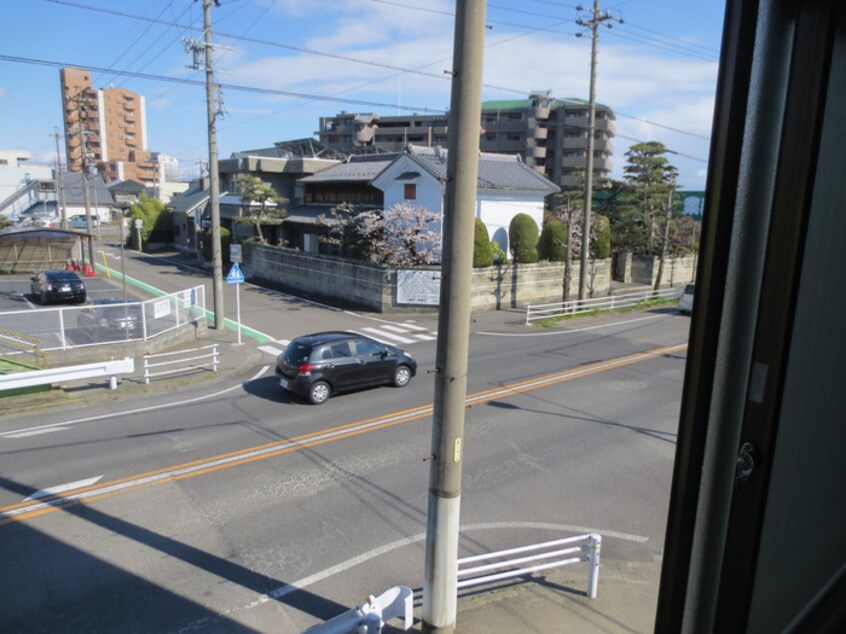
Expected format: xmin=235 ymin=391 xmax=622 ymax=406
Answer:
xmin=316 ymin=91 xmax=615 ymax=190
xmin=60 ymin=67 xmax=158 ymax=185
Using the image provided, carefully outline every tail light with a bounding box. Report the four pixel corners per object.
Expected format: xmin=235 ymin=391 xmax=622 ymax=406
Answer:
xmin=297 ymin=363 xmax=313 ymax=376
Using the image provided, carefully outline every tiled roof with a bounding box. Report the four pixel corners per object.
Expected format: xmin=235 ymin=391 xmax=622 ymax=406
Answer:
xmin=406 ymin=145 xmax=559 ymax=194
xmin=299 ymin=153 xmax=400 ymax=183
xmin=60 ymin=172 xmax=113 ymax=205
xmin=168 ymin=188 xmax=210 ymax=214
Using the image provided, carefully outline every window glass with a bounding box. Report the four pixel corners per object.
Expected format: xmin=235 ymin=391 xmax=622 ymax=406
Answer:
xmin=354 ymin=339 xmax=384 ymax=356
xmin=330 ymin=342 xmax=351 ymax=357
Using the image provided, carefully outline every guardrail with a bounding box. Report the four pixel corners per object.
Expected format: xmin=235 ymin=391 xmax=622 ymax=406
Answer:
xmin=0 ymin=357 xmax=135 ymax=391
xmin=457 ymin=533 xmax=602 ymax=599
xmin=526 ymin=288 xmax=678 ymax=324
xmin=142 ymin=344 xmax=219 ymax=384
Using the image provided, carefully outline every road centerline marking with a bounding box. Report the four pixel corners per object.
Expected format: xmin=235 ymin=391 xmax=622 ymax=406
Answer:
xmin=0 ymin=343 xmax=686 ymax=524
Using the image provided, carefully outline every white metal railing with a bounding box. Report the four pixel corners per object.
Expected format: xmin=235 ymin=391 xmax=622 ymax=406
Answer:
xmin=0 ymin=357 xmax=135 ymax=391
xmin=0 ymin=285 xmax=205 ymax=353
xmin=142 ymin=344 xmax=219 ymax=384
xmin=304 ymin=586 xmax=413 ymax=634
xmin=457 ymin=533 xmax=602 ymax=599
xmin=526 ymin=287 xmax=677 ymax=324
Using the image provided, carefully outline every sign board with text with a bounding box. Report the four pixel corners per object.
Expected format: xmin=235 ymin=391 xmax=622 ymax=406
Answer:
xmin=396 ymin=269 xmax=440 ymax=305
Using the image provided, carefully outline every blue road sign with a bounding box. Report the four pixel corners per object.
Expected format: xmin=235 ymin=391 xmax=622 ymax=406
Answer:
xmin=226 ymin=262 xmax=245 ymax=284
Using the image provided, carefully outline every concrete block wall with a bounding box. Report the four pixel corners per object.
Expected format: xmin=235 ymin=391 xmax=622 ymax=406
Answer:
xmin=245 ymin=243 xmax=390 ymax=311
xmin=629 ymin=254 xmax=697 ymax=287
xmin=244 ymin=242 xmax=612 ymax=313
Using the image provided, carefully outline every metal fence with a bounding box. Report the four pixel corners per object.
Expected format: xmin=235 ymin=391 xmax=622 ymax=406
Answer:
xmin=0 ymin=286 xmax=206 ymax=353
xmin=526 ymin=287 xmax=678 ymax=324
xmin=143 ymin=344 xmax=219 ymax=384
xmin=457 ymin=533 xmax=602 ymax=599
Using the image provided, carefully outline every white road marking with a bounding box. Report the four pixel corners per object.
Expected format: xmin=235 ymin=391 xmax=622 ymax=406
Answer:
xmin=0 ymin=366 xmax=270 ymax=440
xmin=361 ymin=327 xmax=415 ymax=344
xmin=258 ymin=345 xmax=283 ymax=357
xmin=6 ymin=427 xmax=68 ymax=439
xmin=380 ymin=324 xmax=415 ymax=334
xmin=396 ymin=322 xmax=429 ymax=331
xmin=173 ymin=521 xmax=648 ymax=632
xmin=414 ymin=333 xmax=437 ymax=341
xmin=477 ymin=314 xmax=662 ymax=337
xmin=24 ymin=476 xmax=104 ymax=501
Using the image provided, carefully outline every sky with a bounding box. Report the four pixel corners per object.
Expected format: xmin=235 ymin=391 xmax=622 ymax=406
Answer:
xmin=0 ymin=0 xmax=725 ymax=189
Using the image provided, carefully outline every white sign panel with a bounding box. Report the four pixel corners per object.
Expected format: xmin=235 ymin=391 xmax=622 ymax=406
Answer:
xmin=154 ymin=299 xmax=172 ymax=319
xmin=397 ymin=269 xmax=441 ymax=305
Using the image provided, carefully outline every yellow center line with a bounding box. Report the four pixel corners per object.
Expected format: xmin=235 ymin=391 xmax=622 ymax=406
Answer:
xmin=1 ymin=342 xmax=686 ymax=524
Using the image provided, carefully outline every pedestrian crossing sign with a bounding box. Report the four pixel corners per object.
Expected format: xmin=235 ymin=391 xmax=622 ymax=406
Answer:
xmin=226 ymin=263 xmax=245 ymax=284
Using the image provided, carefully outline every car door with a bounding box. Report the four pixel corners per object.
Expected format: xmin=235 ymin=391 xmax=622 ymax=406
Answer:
xmin=321 ymin=341 xmax=362 ymax=391
xmin=351 ymin=338 xmax=394 ymax=386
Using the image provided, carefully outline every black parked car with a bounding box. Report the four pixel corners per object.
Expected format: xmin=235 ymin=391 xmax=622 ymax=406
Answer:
xmin=30 ymin=270 xmax=87 ymax=304
xmin=276 ymin=331 xmax=417 ymax=404
xmin=78 ymin=299 xmax=143 ymax=334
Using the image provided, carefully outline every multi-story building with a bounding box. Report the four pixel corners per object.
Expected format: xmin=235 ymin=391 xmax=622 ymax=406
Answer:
xmin=59 ymin=67 xmax=157 ymax=185
xmin=151 ymin=152 xmax=181 ymax=182
xmin=316 ymin=92 xmax=615 ymax=189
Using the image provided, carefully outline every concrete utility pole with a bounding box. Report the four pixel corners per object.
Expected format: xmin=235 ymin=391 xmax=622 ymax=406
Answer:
xmin=186 ymin=0 xmax=226 ymax=329
xmin=79 ymin=120 xmax=96 ymax=270
xmin=53 ymin=128 xmax=68 ymax=231
xmin=422 ymin=1 xmax=486 ymax=632
xmin=576 ymin=1 xmax=621 ymax=300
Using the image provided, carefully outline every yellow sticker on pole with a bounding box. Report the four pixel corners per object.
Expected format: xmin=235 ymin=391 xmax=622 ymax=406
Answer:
xmin=454 ymin=437 xmax=462 ymax=463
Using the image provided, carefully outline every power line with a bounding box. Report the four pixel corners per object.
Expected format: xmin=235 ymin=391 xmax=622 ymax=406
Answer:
xmin=0 ymin=54 xmax=444 ymax=114
xmin=45 ymin=0 xmax=712 ymax=141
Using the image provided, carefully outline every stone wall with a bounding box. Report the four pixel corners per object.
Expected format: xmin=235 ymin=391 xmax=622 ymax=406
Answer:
xmin=243 ymin=242 xmax=612 ymax=313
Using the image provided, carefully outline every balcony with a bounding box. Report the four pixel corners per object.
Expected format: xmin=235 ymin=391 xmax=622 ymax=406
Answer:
xmin=530 ymin=105 xmax=551 ymax=119
xmin=532 ymin=126 xmax=548 ymax=140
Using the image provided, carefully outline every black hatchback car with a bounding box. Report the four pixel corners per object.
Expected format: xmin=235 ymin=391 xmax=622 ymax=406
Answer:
xmin=30 ymin=270 xmax=87 ymax=304
xmin=275 ymin=331 xmax=417 ymax=404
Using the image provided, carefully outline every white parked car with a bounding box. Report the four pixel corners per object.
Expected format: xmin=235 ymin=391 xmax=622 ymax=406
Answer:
xmin=678 ymin=283 xmax=695 ymax=314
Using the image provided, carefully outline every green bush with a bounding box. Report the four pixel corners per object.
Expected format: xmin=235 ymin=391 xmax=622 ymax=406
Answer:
xmin=202 ymin=227 xmax=232 ymax=265
xmin=490 ymin=241 xmax=507 ymax=265
xmin=593 ymin=214 xmax=611 ymax=258
xmin=538 ymin=219 xmax=568 ymax=261
xmin=473 ymin=218 xmax=493 ymax=267
xmin=508 ymin=213 xmax=539 ymax=263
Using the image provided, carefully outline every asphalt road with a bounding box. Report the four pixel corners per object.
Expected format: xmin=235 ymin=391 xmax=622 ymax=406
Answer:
xmin=0 ymin=251 xmax=691 ymax=632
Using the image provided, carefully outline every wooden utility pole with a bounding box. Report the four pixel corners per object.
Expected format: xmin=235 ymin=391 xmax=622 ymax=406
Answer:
xmin=422 ymin=1 xmax=486 ymax=632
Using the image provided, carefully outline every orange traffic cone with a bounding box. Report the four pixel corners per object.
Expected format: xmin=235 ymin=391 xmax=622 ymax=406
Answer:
xmin=83 ymin=263 xmax=95 ymax=277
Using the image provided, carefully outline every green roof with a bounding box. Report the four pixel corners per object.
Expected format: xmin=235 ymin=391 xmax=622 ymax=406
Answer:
xmin=481 ymin=97 xmax=610 ymax=110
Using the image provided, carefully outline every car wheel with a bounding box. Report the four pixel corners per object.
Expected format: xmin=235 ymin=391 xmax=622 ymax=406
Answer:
xmin=308 ymin=381 xmax=331 ymax=405
xmin=392 ymin=365 xmax=412 ymax=387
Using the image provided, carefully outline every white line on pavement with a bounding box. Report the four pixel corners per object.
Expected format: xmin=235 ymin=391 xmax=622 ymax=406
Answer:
xmin=476 ymin=314 xmax=663 ymax=337
xmin=361 ymin=327 xmax=416 ymax=344
xmin=172 ymin=521 xmax=648 ymax=632
xmin=24 ymin=476 xmax=104 ymax=501
xmin=0 ymin=366 xmax=270 ymax=440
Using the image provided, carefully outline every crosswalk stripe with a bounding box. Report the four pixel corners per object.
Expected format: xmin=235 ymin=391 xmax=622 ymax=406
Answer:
xmin=414 ymin=333 xmax=437 ymax=341
xmin=259 ymin=345 xmax=284 ymax=357
xmin=394 ymin=323 xmax=429 ymax=332
xmin=380 ymin=324 xmax=416 ymax=334
xmin=361 ymin=327 xmax=416 ymax=344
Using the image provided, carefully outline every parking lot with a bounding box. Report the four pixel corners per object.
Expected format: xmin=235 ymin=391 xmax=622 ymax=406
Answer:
xmin=0 ymin=272 xmax=144 ymax=313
